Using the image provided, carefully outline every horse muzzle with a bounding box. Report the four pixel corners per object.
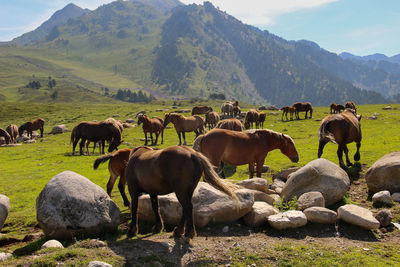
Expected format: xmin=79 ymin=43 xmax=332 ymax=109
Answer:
xmin=292 ymin=155 xmax=299 ymax=163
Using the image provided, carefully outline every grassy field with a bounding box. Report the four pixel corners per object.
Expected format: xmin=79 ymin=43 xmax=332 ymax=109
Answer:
xmin=0 ymin=100 xmax=399 ymax=265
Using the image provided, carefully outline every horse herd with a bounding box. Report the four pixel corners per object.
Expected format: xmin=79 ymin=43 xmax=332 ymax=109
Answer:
xmin=0 ymin=118 xmax=45 ymax=145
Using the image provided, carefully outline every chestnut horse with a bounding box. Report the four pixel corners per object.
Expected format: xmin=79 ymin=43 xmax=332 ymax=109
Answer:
xmin=6 ymin=124 xmax=18 ymax=144
xmin=233 ymin=102 xmax=241 ymax=117
xmin=221 ymin=102 xmax=234 ymax=117
xmin=192 ymin=105 xmax=213 ymax=115
xmin=137 ymin=114 xmax=164 ymax=145
xmin=125 ymin=145 xmax=237 ymax=241
xmin=244 ymin=109 xmax=260 ymax=129
xmin=345 ymin=101 xmax=357 ymax=113
xmin=318 ymin=109 xmax=362 ymax=169
xmin=205 ymin=111 xmax=220 ymax=130
xmin=85 ymin=118 xmax=124 ymax=154
xmin=18 ymin=118 xmax=45 ymax=138
xmin=258 ymin=112 xmax=266 ymax=128
xmin=94 ymin=148 xmax=132 ymax=207
xmin=0 ymin=128 xmax=11 ymax=144
xmin=293 ymin=102 xmax=313 ymax=119
xmin=193 ymin=128 xmax=299 ymax=178
xmin=216 ymin=119 xmax=242 ymax=131
xmin=281 ymin=106 xmax=296 ymax=121
xmin=71 ymin=121 xmax=122 ymax=155
xmin=330 ymin=103 xmax=345 ymax=114
xmin=163 ymin=113 xmax=205 ymax=145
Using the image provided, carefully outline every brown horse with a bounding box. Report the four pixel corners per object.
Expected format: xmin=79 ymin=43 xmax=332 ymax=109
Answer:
xmin=233 ymin=105 xmax=241 ymax=117
xmin=258 ymin=112 xmax=266 ymax=128
xmin=205 ymin=111 xmax=220 ymax=130
xmin=293 ymin=102 xmax=313 ymax=119
xmin=345 ymin=101 xmax=357 ymax=113
xmin=94 ymin=148 xmax=132 ymax=207
xmin=6 ymin=124 xmax=18 ymax=144
xmin=244 ymin=109 xmax=259 ymax=129
xmin=125 ymin=145 xmax=237 ymax=241
xmin=71 ymin=121 xmax=122 ymax=155
xmin=0 ymin=128 xmax=11 ymax=144
xmin=281 ymin=106 xmax=296 ymax=121
xmin=163 ymin=113 xmax=205 ymax=145
xmin=221 ymin=102 xmax=234 ymax=117
xmin=137 ymin=114 xmax=164 ymax=145
xmin=216 ymin=118 xmax=242 ymax=131
xmin=18 ymin=118 xmax=45 ymax=138
xmin=318 ymin=109 xmax=362 ymax=169
xmin=330 ymin=103 xmax=345 ymax=114
xmin=85 ymin=118 xmax=124 ymax=154
xmin=192 ymin=105 xmax=213 ymax=115
xmin=193 ymin=128 xmax=299 ymax=178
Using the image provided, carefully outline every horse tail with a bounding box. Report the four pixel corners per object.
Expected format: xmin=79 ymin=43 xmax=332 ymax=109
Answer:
xmin=319 ymin=120 xmax=336 ymax=144
xmin=94 ymin=154 xmax=114 ymax=169
xmin=192 ymin=152 xmax=238 ymax=200
xmin=192 ymin=134 xmax=204 ymax=152
xmin=70 ymin=127 xmax=76 ymax=144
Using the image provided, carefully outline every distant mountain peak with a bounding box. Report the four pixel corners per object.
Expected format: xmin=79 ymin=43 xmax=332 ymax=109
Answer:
xmin=129 ymin=0 xmax=183 ymax=12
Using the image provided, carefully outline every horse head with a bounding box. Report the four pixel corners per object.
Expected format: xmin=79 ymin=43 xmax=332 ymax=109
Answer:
xmin=108 ymin=139 xmax=123 ymax=153
xmin=280 ymin=133 xmax=299 ymax=163
xmin=163 ymin=113 xmax=171 ymax=127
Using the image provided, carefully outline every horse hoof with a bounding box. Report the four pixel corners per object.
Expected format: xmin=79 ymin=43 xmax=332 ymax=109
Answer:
xmin=173 ymin=227 xmax=184 ymax=237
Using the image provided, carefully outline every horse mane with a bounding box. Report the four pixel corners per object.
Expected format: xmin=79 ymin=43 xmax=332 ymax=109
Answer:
xmin=245 ymin=129 xmax=294 ymax=145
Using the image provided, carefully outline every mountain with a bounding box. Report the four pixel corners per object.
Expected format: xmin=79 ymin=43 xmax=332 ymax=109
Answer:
xmin=129 ymin=0 xmax=183 ymax=13
xmin=339 ymin=52 xmax=400 ymax=64
xmin=12 ymin=3 xmax=89 ymax=46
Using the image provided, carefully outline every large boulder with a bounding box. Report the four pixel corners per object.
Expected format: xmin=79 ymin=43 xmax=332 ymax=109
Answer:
xmin=36 ymin=171 xmax=120 ymax=239
xmin=337 ymin=204 xmax=380 ymax=230
xmin=138 ymin=182 xmax=254 ymax=227
xmin=372 ymin=191 xmax=393 ymax=206
xmin=303 ymin=207 xmax=337 ymax=224
xmin=243 ymin=202 xmax=279 ymax=227
xmin=50 ymin=125 xmax=68 ymax=134
xmin=0 ymin=194 xmax=10 ymax=231
xmin=281 ymin=159 xmax=350 ymax=206
xmin=365 ymin=152 xmax=400 ymax=193
xmin=297 ymin=192 xmax=325 ymax=210
xmin=267 ymin=210 xmax=307 ymax=230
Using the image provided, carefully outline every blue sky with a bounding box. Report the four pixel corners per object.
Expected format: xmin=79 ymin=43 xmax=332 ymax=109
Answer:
xmin=1 ymin=0 xmax=399 ymax=56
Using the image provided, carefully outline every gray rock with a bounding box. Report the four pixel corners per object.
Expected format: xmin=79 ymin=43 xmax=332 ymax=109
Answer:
xmin=281 ymin=159 xmax=350 ymax=206
xmin=175 ymin=109 xmax=191 ymax=113
xmin=375 ymin=209 xmax=392 ymax=227
xmin=24 ymin=139 xmax=36 ymax=144
xmin=272 ymin=167 xmax=301 ymax=182
xmin=0 ymin=194 xmax=10 ymax=231
xmin=271 ymin=179 xmax=285 ymax=193
xmin=237 ymin=189 xmax=280 ymax=205
xmin=392 ymin=192 xmax=400 ymax=202
xmin=337 ymin=204 xmax=380 ymax=230
xmin=125 ymin=118 xmax=136 ymax=123
xmin=112 ymin=114 xmax=120 ymax=117
xmin=268 ymin=210 xmax=307 ymax=230
xmin=41 ymin=240 xmax=64 ymax=249
xmin=382 ymin=106 xmax=392 ymax=110
xmin=303 ymin=207 xmax=337 ymax=224
xmin=0 ymin=252 xmax=12 ymax=263
xmin=36 ymin=171 xmax=120 ymax=239
xmin=88 ymin=261 xmax=112 ymax=267
xmin=236 ymin=178 xmax=269 ymax=193
xmin=50 ymin=125 xmax=68 ymax=134
xmin=297 ymin=192 xmax=325 ymax=210
xmin=365 ymin=152 xmax=400 ymax=193
xmin=368 ymin=115 xmax=378 ymax=120
xmin=372 ymin=191 xmax=393 ymax=206
xmin=243 ymin=202 xmax=279 ymax=227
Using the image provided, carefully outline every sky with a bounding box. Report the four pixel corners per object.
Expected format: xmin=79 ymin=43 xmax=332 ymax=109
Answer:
xmin=1 ymin=0 xmax=399 ymax=56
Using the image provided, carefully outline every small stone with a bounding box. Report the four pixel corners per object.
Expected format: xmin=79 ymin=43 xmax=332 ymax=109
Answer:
xmin=392 ymin=192 xmax=400 ymax=202
xmin=222 ymin=226 xmax=229 ymax=233
xmin=88 ymin=261 xmax=112 ymax=267
xmin=297 ymin=191 xmax=325 ymax=210
xmin=372 ymin=191 xmax=393 ymax=206
xmin=0 ymin=252 xmax=12 ymax=263
xmin=375 ymin=209 xmax=393 ymax=227
xmin=41 ymin=240 xmax=64 ymax=249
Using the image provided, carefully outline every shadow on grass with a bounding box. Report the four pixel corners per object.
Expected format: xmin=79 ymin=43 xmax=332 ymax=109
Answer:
xmin=346 ymin=162 xmax=362 ymax=181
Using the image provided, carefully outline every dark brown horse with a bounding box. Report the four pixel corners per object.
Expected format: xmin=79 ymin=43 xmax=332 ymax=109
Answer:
xmin=85 ymin=118 xmax=124 ymax=154
xmin=233 ymin=105 xmax=241 ymax=117
xmin=258 ymin=112 xmax=266 ymax=128
xmin=71 ymin=121 xmax=122 ymax=155
xmin=125 ymin=145 xmax=237 ymax=242
xmin=137 ymin=114 xmax=164 ymax=145
xmin=6 ymin=124 xmax=18 ymax=144
xmin=216 ymin=118 xmax=242 ymax=131
xmin=193 ymin=128 xmax=299 ymax=178
xmin=205 ymin=111 xmax=220 ymax=130
xmin=18 ymin=118 xmax=45 ymax=138
xmin=192 ymin=106 xmax=213 ymax=115
xmin=244 ymin=109 xmax=260 ymax=129
xmin=318 ymin=109 xmax=362 ymax=169
xmin=0 ymin=128 xmax=11 ymax=144
xmin=345 ymin=101 xmax=357 ymax=113
xmin=330 ymin=103 xmax=345 ymax=114
xmin=281 ymin=106 xmax=296 ymax=121
xmin=221 ymin=102 xmax=234 ymax=117
xmin=293 ymin=102 xmax=313 ymax=119
xmin=163 ymin=113 xmax=205 ymax=145
xmin=94 ymin=148 xmax=132 ymax=207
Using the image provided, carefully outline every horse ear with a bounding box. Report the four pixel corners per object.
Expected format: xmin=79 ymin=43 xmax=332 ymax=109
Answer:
xmin=357 ymin=114 xmax=362 ymax=121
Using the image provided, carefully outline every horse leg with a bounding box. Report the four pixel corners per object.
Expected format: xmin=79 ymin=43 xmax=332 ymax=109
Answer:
xmin=343 ymin=144 xmax=352 ymax=166
xmin=337 ymin=144 xmax=347 ymax=169
xmin=175 ymin=191 xmax=196 ymax=241
xmin=354 ymin=142 xmax=361 ymax=162
xmin=161 ymin=129 xmax=164 ymax=144
xmin=128 ymin=188 xmax=140 ymax=237
xmin=144 ymin=132 xmax=148 ymax=145
xmin=219 ymin=161 xmax=226 ymax=179
xmin=154 ymin=132 xmax=160 ymax=145
xmin=256 ymin=158 xmax=265 ymax=178
xmin=182 ymin=132 xmax=187 ymax=146
xmin=72 ymin=138 xmax=79 ymax=155
xmin=248 ymin=162 xmax=255 ymax=178
xmin=106 ymin=173 xmax=117 ymax=197
xmin=150 ymin=132 xmax=154 ymax=145
xmin=85 ymin=141 xmax=90 ymax=155
xmin=40 ymin=127 xmax=43 ymax=138
xmin=101 ymin=140 xmax=105 ymax=154
xmin=150 ymin=194 xmax=164 ymax=233
xmin=177 ymin=131 xmax=182 ymax=145
xmin=317 ymin=140 xmax=328 ymax=158
xmin=118 ymin=174 xmax=130 ymax=207
xmin=79 ymin=138 xmax=86 ymax=155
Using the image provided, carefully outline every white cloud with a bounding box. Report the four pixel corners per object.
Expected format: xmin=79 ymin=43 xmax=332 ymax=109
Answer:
xmin=180 ymin=0 xmax=338 ymax=25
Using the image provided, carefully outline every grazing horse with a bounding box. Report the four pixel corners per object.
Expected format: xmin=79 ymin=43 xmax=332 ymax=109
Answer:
xmin=216 ymin=118 xmax=242 ymax=131
xmin=71 ymin=121 xmax=122 ymax=155
xmin=330 ymin=103 xmax=345 ymax=114
xmin=6 ymin=124 xmax=18 ymax=144
xmin=193 ymin=128 xmax=299 ymax=178
xmin=258 ymin=112 xmax=266 ymax=128
xmin=244 ymin=109 xmax=260 ymax=129
xmin=137 ymin=114 xmax=164 ymax=145
xmin=85 ymin=118 xmax=124 ymax=154
xmin=221 ymin=102 xmax=234 ymax=117
xmin=125 ymin=145 xmax=237 ymax=241
xmin=281 ymin=106 xmax=296 ymax=121
xmin=205 ymin=111 xmax=220 ymax=130
xmin=18 ymin=118 xmax=45 ymax=138
xmin=345 ymin=101 xmax=357 ymax=113
xmin=163 ymin=113 xmax=205 ymax=145
xmin=293 ymin=102 xmax=313 ymax=119
xmin=192 ymin=105 xmax=213 ymax=115
xmin=93 ymin=148 xmax=132 ymax=207
xmin=318 ymin=109 xmax=362 ymax=169
xmin=0 ymin=128 xmax=11 ymax=144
